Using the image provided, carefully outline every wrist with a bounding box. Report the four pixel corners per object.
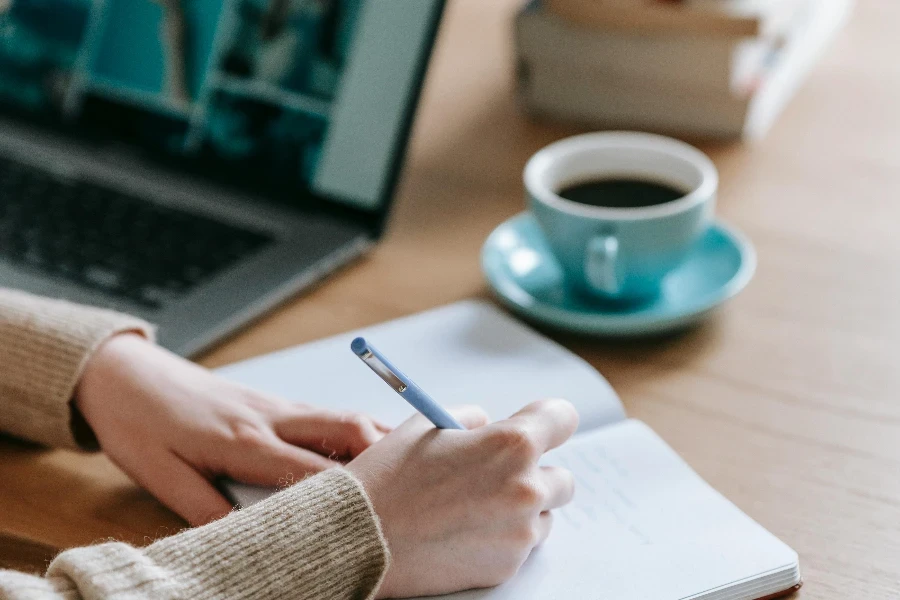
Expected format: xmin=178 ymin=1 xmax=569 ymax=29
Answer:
xmin=74 ymin=333 xmax=153 ymax=429
xmin=145 ymin=469 xmax=389 ymax=599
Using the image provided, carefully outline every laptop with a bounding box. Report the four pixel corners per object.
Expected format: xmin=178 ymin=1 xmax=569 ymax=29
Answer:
xmin=0 ymin=0 xmax=445 ymax=356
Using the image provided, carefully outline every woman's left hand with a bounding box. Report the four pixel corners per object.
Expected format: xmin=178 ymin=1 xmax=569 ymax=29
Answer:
xmin=74 ymin=333 xmax=390 ymax=526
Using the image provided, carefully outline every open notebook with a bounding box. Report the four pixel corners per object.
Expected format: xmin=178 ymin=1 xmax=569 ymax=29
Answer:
xmin=217 ymin=300 xmax=801 ymax=600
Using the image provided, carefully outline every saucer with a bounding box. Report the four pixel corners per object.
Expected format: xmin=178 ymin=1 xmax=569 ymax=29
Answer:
xmin=481 ymin=213 xmax=756 ymax=336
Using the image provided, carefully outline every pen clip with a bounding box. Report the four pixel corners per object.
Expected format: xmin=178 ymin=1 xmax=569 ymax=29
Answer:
xmin=360 ymin=349 xmax=408 ymax=393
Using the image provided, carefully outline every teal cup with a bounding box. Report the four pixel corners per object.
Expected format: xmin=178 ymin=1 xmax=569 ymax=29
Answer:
xmin=525 ymin=132 xmax=718 ymax=303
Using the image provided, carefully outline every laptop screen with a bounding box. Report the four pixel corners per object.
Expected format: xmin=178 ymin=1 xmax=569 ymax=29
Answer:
xmin=0 ymin=0 xmax=443 ymax=213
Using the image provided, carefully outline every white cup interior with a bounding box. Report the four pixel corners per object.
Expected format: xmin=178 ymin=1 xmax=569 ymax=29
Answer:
xmin=525 ymin=132 xmax=718 ymax=219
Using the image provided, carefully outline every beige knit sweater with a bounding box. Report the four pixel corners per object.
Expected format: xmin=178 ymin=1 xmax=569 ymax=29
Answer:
xmin=0 ymin=289 xmax=389 ymax=600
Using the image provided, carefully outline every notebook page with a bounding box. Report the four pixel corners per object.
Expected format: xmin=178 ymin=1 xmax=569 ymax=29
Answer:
xmin=435 ymin=420 xmax=799 ymax=600
xmin=217 ymin=300 xmax=624 ymax=506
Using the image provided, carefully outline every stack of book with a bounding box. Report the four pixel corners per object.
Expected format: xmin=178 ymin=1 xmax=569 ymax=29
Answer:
xmin=515 ymin=0 xmax=854 ymax=139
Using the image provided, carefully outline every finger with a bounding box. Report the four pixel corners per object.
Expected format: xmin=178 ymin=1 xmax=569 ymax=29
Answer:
xmin=275 ymin=409 xmax=386 ymax=458
xmin=539 ymin=466 xmax=575 ymax=511
xmin=395 ymin=404 xmax=490 ymax=433
xmin=535 ymin=511 xmax=554 ymax=547
xmin=136 ymin=452 xmax=234 ymax=526
xmin=373 ymin=419 xmax=392 ymax=434
xmin=223 ymin=438 xmax=340 ymax=487
xmin=496 ymin=398 xmax=579 ymax=453
xmin=450 ymin=405 xmax=490 ymax=429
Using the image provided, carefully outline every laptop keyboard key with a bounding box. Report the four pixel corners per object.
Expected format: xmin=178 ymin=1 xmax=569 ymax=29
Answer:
xmin=0 ymin=156 xmax=274 ymax=309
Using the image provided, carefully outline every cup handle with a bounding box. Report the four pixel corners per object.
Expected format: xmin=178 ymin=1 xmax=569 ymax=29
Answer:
xmin=584 ymin=235 xmax=620 ymax=295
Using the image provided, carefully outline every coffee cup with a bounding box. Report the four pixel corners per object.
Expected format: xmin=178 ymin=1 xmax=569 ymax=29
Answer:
xmin=525 ymin=132 xmax=718 ymax=303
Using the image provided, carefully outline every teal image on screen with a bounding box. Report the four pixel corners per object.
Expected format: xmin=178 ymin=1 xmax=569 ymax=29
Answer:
xmin=0 ymin=0 xmax=90 ymax=110
xmin=0 ymin=0 xmax=444 ymax=212
xmin=220 ymin=0 xmax=360 ymax=100
xmin=87 ymin=0 xmax=223 ymax=108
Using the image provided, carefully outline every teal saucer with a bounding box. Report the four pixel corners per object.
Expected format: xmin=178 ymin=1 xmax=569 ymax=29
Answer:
xmin=481 ymin=213 xmax=756 ymax=336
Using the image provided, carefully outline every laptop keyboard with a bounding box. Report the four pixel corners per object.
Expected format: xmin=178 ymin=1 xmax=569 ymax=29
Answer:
xmin=0 ymin=157 xmax=273 ymax=309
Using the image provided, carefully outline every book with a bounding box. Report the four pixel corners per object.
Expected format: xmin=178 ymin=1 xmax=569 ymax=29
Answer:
xmin=217 ymin=300 xmax=801 ymax=600
xmin=516 ymin=0 xmax=853 ymax=139
xmin=515 ymin=4 xmax=748 ymax=96
xmin=543 ymin=0 xmax=806 ymax=39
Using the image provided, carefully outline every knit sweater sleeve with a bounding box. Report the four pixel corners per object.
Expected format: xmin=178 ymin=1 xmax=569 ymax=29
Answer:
xmin=0 ymin=288 xmax=154 ymax=449
xmin=0 ymin=468 xmax=390 ymax=600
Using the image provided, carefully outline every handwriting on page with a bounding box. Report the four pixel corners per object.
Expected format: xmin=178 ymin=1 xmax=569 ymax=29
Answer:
xmin=416 ymin=422 xmax=801 ymax=600
xmin=549 ymin=444 xmax=653 ymax=546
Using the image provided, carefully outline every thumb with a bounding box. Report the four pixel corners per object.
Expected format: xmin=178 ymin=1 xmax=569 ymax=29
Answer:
xmin=449 ymin=405 xmax=491 ymax=429
xmin=135 ymin=452 xmax=234 ymax=526
xmin=396 ymin=404 xmax=490 ymax=432
xmin=222 ymin=437 xmax=340 ymax=487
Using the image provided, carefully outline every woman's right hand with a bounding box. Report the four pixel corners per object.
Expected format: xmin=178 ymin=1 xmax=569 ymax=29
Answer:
xmin=347 ymin=398 xmax=579 ymax=599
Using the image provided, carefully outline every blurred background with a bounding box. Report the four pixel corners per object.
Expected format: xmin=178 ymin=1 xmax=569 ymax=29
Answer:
xmin=0 ymin=0 xmax=857 ymax=355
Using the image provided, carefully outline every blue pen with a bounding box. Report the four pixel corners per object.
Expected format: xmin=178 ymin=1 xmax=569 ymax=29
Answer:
xmin=350 ymin=337 xmax=466 ymax=430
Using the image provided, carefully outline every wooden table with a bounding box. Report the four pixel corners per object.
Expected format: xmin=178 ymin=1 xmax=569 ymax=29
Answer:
xmin=2 ymin=0 xmax=899 ymax=596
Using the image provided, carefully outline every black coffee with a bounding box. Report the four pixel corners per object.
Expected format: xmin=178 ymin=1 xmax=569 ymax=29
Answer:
xmin=558 ymin=178 xmax=685 ymax=209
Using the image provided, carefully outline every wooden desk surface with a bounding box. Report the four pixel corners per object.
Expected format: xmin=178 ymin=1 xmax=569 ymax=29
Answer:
xmin=2 ymin=0 xmax=899 ymax=596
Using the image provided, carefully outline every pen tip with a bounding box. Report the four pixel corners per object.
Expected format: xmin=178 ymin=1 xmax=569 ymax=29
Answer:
xmin=350 ymin=337 xmax=368 ymax=356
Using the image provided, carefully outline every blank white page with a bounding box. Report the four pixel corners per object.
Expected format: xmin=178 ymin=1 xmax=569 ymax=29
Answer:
xmin=435 ymin=420 xmax=799 ymax=600
xmin=217 ymin=300 xmax=624 ymax=506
